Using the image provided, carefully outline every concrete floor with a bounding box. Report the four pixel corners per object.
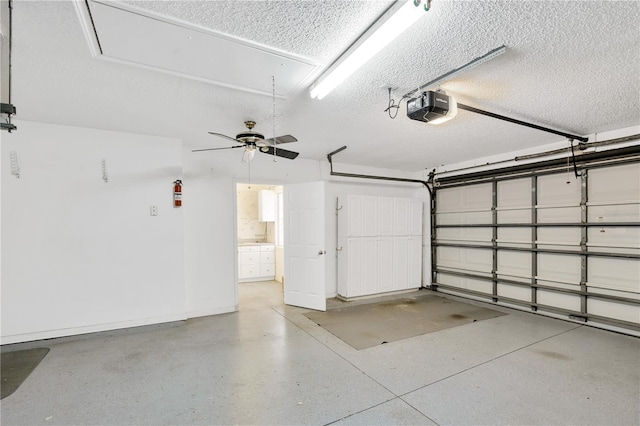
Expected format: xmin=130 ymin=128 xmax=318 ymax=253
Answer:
xmin=1 ymin=281 xmax=639 ymax=425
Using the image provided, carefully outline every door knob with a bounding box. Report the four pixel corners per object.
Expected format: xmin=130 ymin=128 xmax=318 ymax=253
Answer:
xmin=318 ymin=250 xmax=326 ymax=255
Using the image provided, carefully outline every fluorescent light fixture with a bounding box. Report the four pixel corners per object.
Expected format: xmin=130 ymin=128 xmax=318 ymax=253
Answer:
xmin=310 ymin=0 xmax=425 ymax=100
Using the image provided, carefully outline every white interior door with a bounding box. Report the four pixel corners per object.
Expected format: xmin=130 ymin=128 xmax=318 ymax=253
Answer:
xmin=284 ymin=181 xmax=326 ymax=311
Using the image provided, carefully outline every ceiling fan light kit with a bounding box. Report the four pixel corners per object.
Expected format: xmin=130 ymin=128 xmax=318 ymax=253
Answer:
xmin=309 ymin=0 xmax=428 ymax=100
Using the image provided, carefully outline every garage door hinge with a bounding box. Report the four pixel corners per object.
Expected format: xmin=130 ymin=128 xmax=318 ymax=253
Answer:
xmin=569 ymin=315 xmax=588 ymax=322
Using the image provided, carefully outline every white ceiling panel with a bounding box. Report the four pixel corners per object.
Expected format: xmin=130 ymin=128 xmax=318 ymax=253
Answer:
xmin=87 ymin=1 xmax=321 ymax=97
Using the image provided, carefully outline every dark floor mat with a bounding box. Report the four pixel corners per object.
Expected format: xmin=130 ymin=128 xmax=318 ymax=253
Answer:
xmin=1 ymin=348 xmax=50 ymax=399
xmin=305 ymin=295 xmax=507 ymax=350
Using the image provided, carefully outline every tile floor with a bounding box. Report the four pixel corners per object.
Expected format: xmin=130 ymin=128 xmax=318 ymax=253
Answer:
xmin=1 ymin=281 xmax=639 ymax=425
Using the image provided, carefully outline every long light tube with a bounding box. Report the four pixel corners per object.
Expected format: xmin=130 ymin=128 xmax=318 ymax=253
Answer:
xmin=309 ymin=0 xmax=425 ymax=100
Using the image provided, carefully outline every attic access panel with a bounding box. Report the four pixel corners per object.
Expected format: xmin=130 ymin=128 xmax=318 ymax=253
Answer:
xmin=84 ymin=1 xmax=321 ymax=97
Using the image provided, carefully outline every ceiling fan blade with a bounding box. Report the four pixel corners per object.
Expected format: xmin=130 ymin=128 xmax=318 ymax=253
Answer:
xmin=262 ymin=135 xmax=298 ymax=145
xmin=259 ymin=146 xmax=299 ymax=160
xmin=208 ymin=132 xmax=242 ymax=144
xmin=192 ymin=145 xmax=245 ymax=152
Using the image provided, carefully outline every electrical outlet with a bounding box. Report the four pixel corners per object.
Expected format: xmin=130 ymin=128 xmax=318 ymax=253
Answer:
xmin=150 ymin=206 xmax=158 ymax=216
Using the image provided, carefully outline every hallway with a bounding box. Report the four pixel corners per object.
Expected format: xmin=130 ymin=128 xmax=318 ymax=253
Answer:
xmin=2 ymin=281 xmax=639 ymax=425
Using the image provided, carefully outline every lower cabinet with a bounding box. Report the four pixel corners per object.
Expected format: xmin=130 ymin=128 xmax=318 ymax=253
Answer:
xmin=238 ymin=245 xmax=275 ymax=282
xmin=336 ymin=194 xmax=424 ymax=299
xmin=338 ymin=236 xmax=422 ymax=298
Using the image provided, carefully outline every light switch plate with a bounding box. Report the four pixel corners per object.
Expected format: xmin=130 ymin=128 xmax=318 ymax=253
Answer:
xmin=150 ymin=206 xmax=158 ymax=216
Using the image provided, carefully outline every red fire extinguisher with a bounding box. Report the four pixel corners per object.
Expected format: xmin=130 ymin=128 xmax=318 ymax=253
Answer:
xmin=173 ymin=180 xmax=182 ymax=208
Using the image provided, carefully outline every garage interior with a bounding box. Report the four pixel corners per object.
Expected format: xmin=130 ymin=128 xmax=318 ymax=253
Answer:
xmin=1 ymin=1 xmax=639 ymax=425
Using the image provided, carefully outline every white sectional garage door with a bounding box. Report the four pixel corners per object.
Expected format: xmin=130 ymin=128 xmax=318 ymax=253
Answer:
xmin=433 ymin=160 xmax=640 ymax=334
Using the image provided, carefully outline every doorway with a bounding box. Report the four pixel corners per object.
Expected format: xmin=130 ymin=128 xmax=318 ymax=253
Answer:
xmin=235 ymin=181 xmax=328 ymax=312
xmin=236 ymin=183 xmax=285 ymax=307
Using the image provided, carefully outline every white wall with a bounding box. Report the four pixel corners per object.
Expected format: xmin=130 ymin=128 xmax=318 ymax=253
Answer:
xmin=6 ymin=121 xmax=633 ymax=343
xmin=182 ymin=153 xmax=430 ymax=311
xmin=1 ymin=121 xmax=186 ymax=344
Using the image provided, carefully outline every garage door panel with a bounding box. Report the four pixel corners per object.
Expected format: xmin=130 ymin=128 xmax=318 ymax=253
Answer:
xmin=537 ymin=227 xmax=581 ymax=246
xmin=497 ymin=178 xmax=532 ymax=207
xmin=438 ymin=273 xmax=493 ymax=294
xmin=588 ymin=204 xmax=640 ymax=223
xmin=497 ymin=209 xmax=531 ymax=223
xmin=537 ymin=173 xmax=581 ymax=223
xmin=538 ymin=244 xmax=581 ymax=253
xmin=497 ymin=251 xmax=531 ymax=278
xmin=497 ymin=227 xmax=532 ymax=247
xmin=588 ymin=257 xmax=640 ymax=293
xmin=437 ymin=247 xmax=492 ymax=273
xmin=436 ymin=211 xmax=492 ymax=225
xmin=588 ymin=287 xmax=640 ymax=301
xmin=438 ymin=227 xmax=492 ymax=244
xmin=588 ymin=299 xmax=640 ymax=324
xmin=537 ymin=206 xmax=581 ymax=223
xmin=537 ymin=282 xmax=581 ymax=312
xmin=538 ymin=174 xmax=581 ymax=205
xmin=437 ymin=184 xmax=492 ymax=211
xmin=537 ymin=254 xmax=581 ymax=284
xmin=497 ymin=283 xmax=530 ymax=301
xmin=589 ymin=163 xmax=640 ymax=204
xmin=587 ymin=227 xmax=640 ymax=252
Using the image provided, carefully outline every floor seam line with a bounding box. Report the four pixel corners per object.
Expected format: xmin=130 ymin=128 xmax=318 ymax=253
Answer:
xmin=397 ymin=324 xmax=583 ymax=398
xmin=396 ymin=396 xmax=442 ymax=426
xmin=321 ymin=397 xmax=401 ymax=426
xmin=270 ymin=306 xmax=400 ymax=398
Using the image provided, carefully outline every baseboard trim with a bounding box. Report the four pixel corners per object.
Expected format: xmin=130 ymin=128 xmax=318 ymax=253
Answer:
xmin=186 ymin=305 xmax=236 ymax=319
xmin=336 ymin=287 xmax=421 ymax=302
xmin=1 ymin=312 xmax=188 ymax=345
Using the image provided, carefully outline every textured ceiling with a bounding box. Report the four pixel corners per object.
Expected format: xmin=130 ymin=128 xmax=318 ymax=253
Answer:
xmin=10 ymin=0 xmax=640 ymax=171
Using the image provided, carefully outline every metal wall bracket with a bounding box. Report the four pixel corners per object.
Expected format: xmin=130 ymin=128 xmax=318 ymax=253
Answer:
xmin=101 ymin=158 xmax=108 ymax=183
xmin=1 ymin=103 xmax=17 ymax=132
xmin=9 ymin=150 xmax=19 ymax=178
xmin=568 ymin=315 xmax=588 ymax=322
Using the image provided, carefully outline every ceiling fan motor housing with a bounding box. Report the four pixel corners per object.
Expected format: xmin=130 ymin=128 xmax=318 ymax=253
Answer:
xmin=236 ymin=131 xmax=265 ymax=143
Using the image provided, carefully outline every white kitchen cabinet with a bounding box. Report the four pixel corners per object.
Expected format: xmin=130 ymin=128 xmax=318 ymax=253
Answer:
xmin=337 ymin=195 xmax=423 ymax=299
xmin=238 ymin=244 xmax=276 ymax=282
xmin=258 ymin=190 xmax=276 ymax=222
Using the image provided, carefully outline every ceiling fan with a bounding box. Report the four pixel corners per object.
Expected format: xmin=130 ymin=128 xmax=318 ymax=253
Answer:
xmin=192 ymin=120 xmax=299 ymax=160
